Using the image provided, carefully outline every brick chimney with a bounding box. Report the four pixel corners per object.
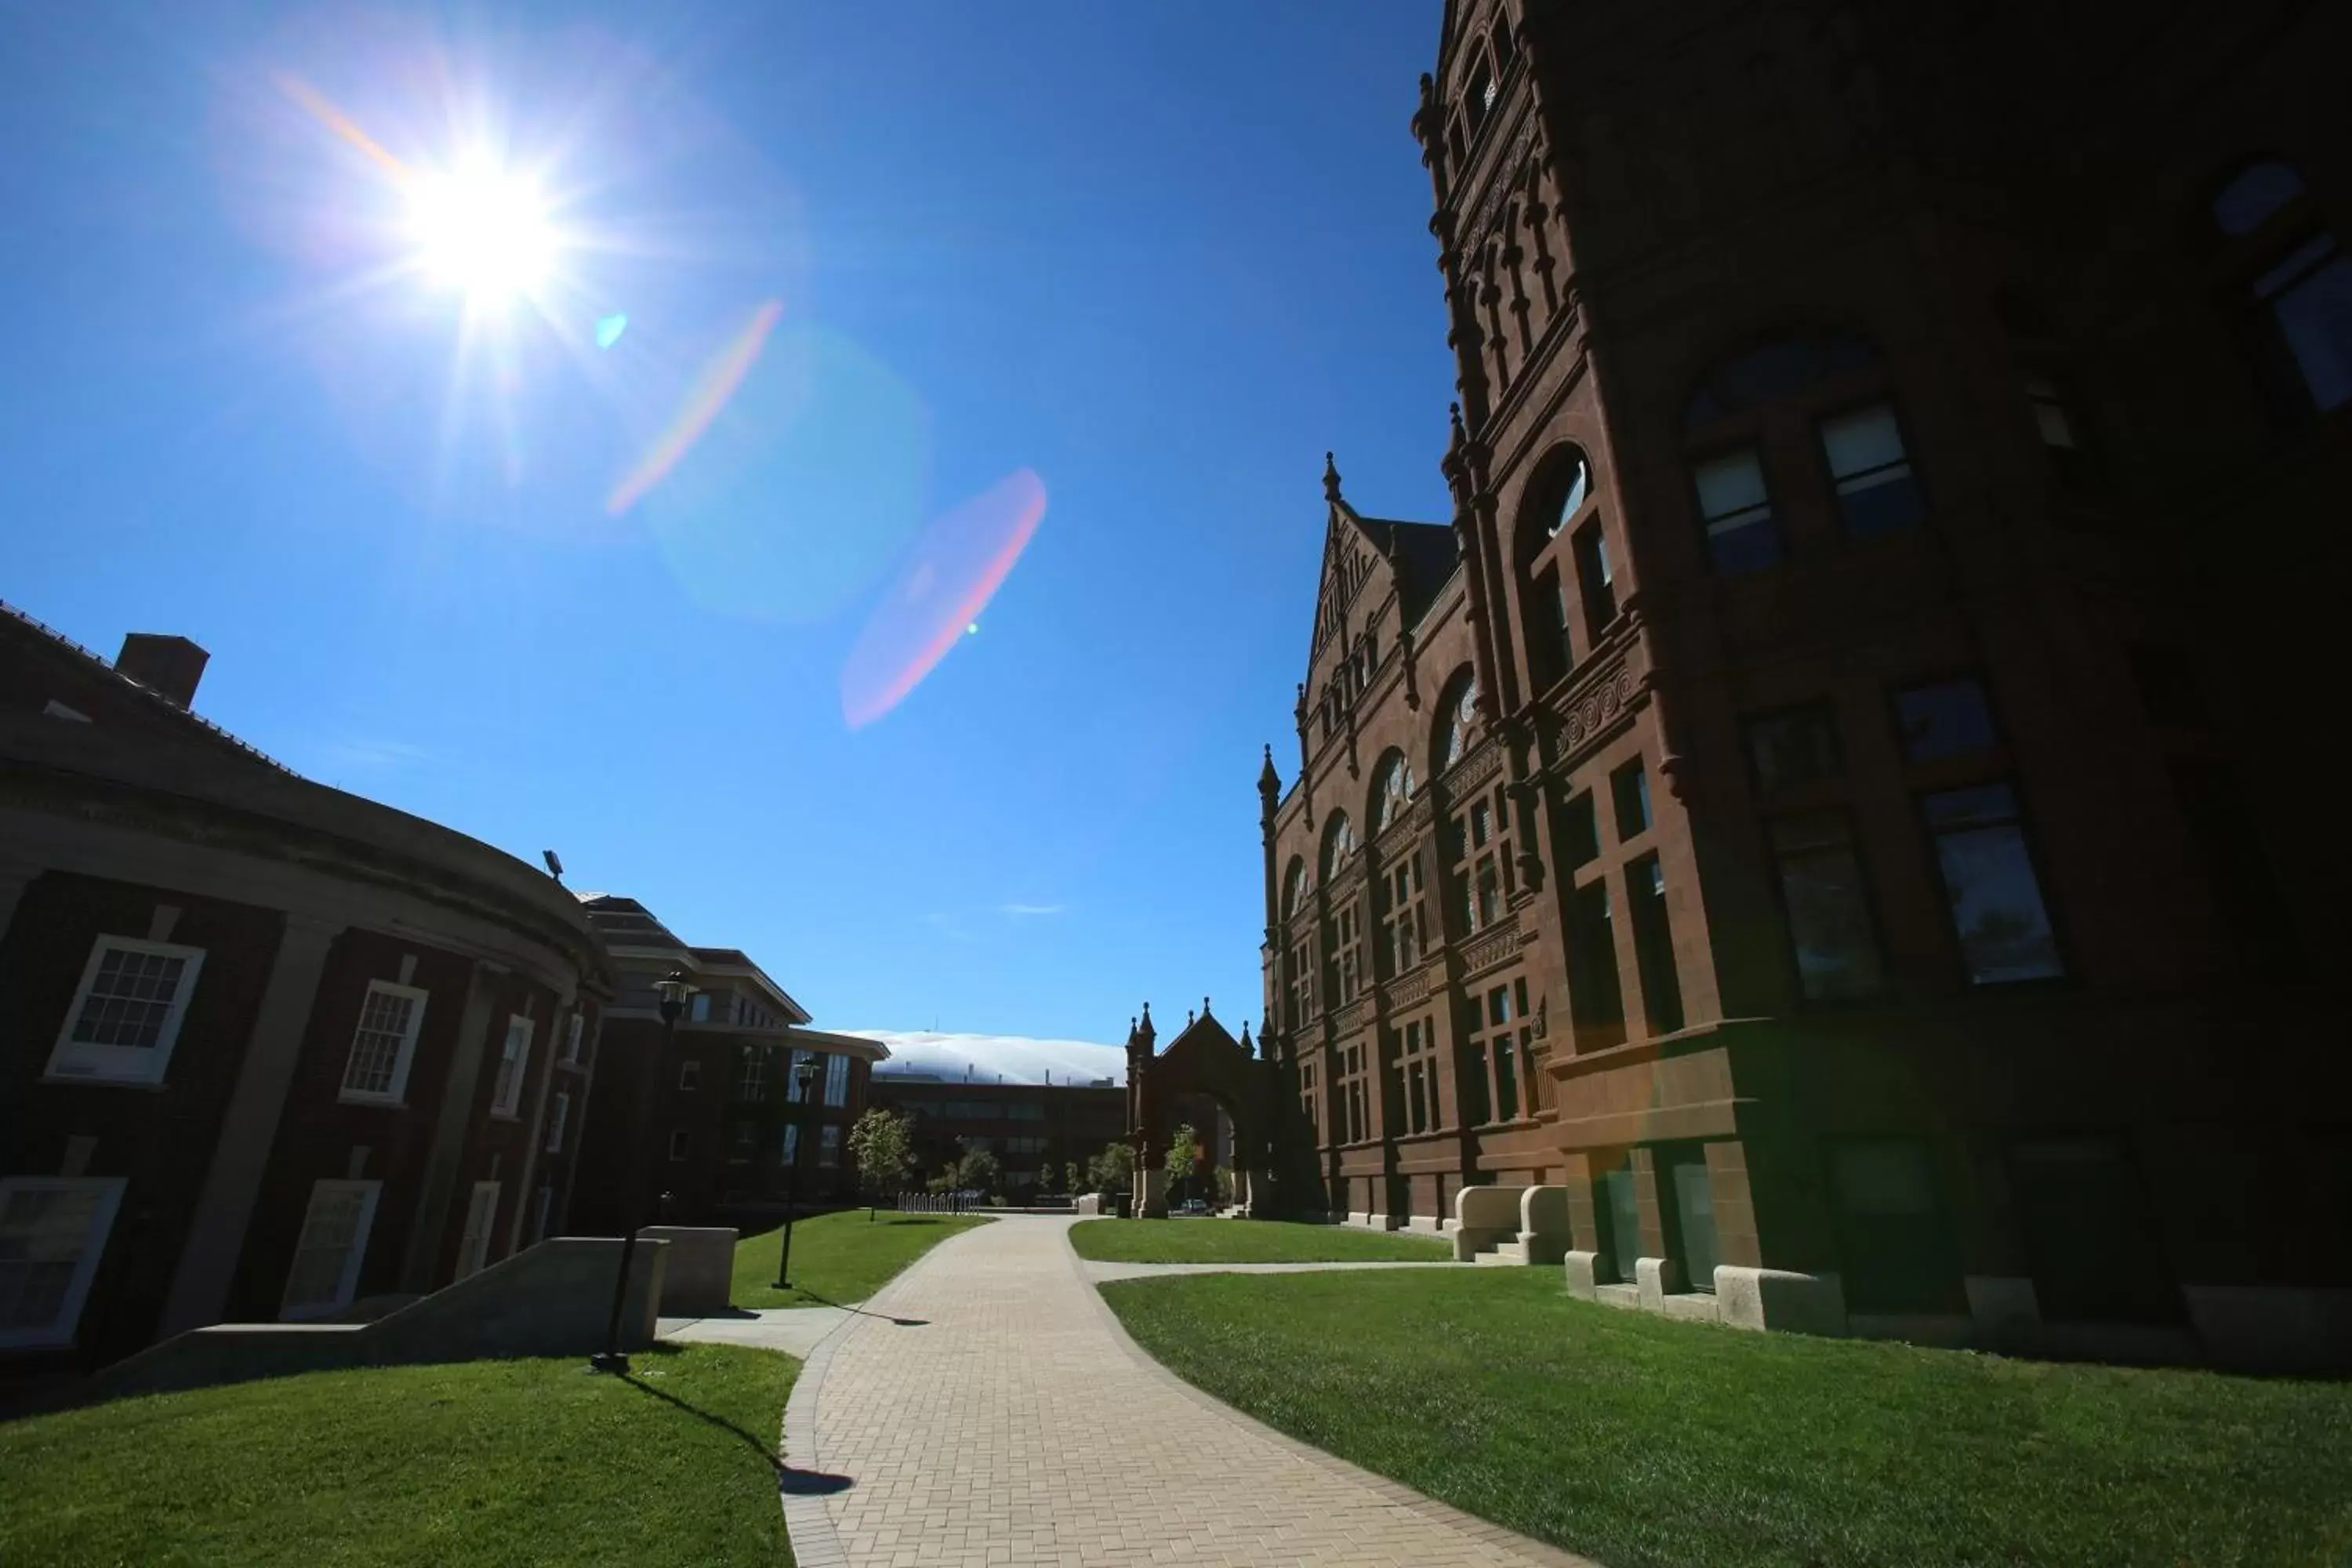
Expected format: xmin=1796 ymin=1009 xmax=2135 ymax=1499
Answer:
xmin=115 ymin=633 xmax=209 ymax=710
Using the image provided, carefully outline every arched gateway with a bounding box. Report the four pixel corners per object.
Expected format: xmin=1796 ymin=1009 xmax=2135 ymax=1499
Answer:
xmin=1123 ymin=1001 xmax=1276 ymax=1219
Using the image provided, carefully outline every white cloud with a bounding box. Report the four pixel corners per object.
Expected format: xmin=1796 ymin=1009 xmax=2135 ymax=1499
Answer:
xmin=998 ymin=902 xmax=1065 ymax=917
xmin=845 ymin=1029 xmax=1127 ymax=1087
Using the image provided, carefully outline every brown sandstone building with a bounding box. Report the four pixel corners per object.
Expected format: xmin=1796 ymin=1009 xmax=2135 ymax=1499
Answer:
xmin=1 ymin=604 xmax=612 ymax=1376
xmin=1247 ymin=0 xmax=2350 ymax=1370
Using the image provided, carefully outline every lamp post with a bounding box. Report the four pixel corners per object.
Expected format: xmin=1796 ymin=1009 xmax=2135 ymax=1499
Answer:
xmin=591 ymin=967 xmax=695 ymax=1375
xmin=774 ymin=1054 xmax=825 ymax=1290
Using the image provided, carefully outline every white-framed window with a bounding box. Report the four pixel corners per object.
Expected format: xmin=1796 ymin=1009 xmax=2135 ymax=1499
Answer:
xmin=488 ymin=1014 xmax=534 ymax=1118
xmin=339 ymin=981 xmax=429 ymax=1105
xmin=456 ymin=1181 xmax=500 ymax=1279
xmin=562 ymin=1011 xmax=585 ymax=1065
xmin=280 ymin=1179 xmax=381 ymax=1320
xmin=1 ymin=1176 xmax=126 ymax=1347
xmin=679 ymin=1059 xmax=701 ymax=1091
xmin=528 ymin=1185 xmax=553 ymax=1244
xmin=45 ymin=936 xmax=205 ymax=1086
xmin=824 ymin=1052 xmax=851 ymax=1108
xmin=545 ymin=1090 xmax=571 ymax=1153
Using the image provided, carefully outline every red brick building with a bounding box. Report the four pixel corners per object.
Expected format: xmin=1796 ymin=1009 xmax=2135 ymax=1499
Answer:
xmin=2 ymin=604 xmax=612 ymax=1376
xmin=869 ymin=1073 xmax=1128 ymax=1195
xmin=567 ymin=896 xmax=887 ymax=1232
xmin=1256 ymin=0 xmax=2349 ymax=1370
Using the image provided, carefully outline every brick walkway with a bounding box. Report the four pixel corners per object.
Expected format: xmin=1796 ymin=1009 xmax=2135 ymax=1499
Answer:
xmin=781 ymin=1214 xmax=1594 ymax=1568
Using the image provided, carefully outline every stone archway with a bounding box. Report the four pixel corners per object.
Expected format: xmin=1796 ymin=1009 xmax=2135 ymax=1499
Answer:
xmin=1123 ymin=1001 xmax=1273 ymax=1219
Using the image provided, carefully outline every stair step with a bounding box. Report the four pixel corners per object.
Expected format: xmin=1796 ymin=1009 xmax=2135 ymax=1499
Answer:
xmin=1475 ymin=1243 xmax=1529 ymax=1266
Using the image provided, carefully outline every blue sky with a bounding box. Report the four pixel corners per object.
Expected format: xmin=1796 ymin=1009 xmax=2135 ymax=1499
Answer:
xmin=0 ymin=2 xmax=1456 ymax=1051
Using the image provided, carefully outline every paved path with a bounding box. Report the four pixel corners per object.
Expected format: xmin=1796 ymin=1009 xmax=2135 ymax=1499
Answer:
xmin=661 ymin=1305 xmax=851 ymax=1359
xmin=782 ymin=1214 xmax=1593 ymax=1568
xmin=1079 ymin=1258 xmax=1467 ymax=1283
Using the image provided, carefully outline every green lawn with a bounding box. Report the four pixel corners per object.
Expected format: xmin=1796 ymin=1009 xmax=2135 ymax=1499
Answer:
xmin=1101 ymin=1269 xmax=2352 ymax=1568
xmin=0 ymin=1344 xmax=795 ymax=1567
xmin=731 ymin=1208 xmax=989 ymax=1308
xmin=1069 ymin=1217 xmax=1452 ymax=1263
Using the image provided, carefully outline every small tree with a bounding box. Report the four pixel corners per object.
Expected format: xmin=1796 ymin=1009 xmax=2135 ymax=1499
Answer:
xmin=952 ymin=1146 xmax=1002 ymax=1197
xmin=847 ymin=1107 xmax=913 ymax=1221
xmin=1087 ymin=1142 xmax=1134 ymax=1199
xmin=1064 ymin=1160 xmax=1083 ymax=1195
xmin=1163 ymin=1123 xmax=1201 ymax=1207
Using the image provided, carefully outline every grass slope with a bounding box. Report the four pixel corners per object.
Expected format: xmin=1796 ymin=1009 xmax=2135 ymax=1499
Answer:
xmin=1069 ymin=1217 xmax=1451 ymax=1264
xmin=0 ymin=1344 xmax=796 ymax=1567
xmin=731 ymin=1208 xmax=989 ymax=1308
xmin=1102 ymin=1269 xmax=2352 ymax=1568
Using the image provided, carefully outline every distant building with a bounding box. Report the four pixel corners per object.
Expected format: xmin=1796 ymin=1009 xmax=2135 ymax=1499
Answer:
xmin=1247 ymin=0 xmax=2350 ymax=1370
xmin=869 ymin=1075 xmax=1128 ymax=1193
xmin=1 ymin=604 xmax=612 ymax=1376
xmin=566 ymin=896 xmax=887 ymax=1230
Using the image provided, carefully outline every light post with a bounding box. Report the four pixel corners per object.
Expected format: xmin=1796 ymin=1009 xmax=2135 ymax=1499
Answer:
xmin=774 ymin=1054 xmax=824 ymax=1290
xmin=591 ymin=967 xmax=695 ymax=1375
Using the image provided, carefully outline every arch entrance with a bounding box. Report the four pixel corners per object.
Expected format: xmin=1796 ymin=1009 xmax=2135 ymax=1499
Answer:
xmin=1123 ymin=1001 xmax=1274 ymax=1219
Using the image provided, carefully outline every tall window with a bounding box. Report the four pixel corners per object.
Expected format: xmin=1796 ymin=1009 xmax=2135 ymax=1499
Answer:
xmin=1286 ymin=935 xmax=1315 ymax=1029
xmin=46 ymin=935 xmax=205 ymax=1085
xmin=1612 ymin=758 xmax=1653 ymax=840
xmin=1399 ymin=1018 xmax=1441 ymax=1135
xmin=0 ymin=1177 xmax=125 ymax=1347
xmin=1371 ymin=752 xmax=1415 ymax=833
xmin=735 ymin=1049 xmax=768 ymax=1100
xmin=1456 ymin=1007 xmax=1493 ymax=1127
xmin=1298 ymin=1058 xmax=1321 ymax=1145
xmin=1281 ymin=858 xmax=1308 ymax=919
xmin=1566 ymin=880 xmax=1627 ymax=1036
xmin=1438 ymin=671 xmax=1479 ymax=772
xmin=1628 ymin=853 xmax=1685 ymax=1034
xmin=1545 ymin=448 xmax=1593 ymax=539
xmin=1326 ymin=902 xmax=1363 ymax=1006
xmin=1334 ymin=1042 xmax=1370 ymax=1144
xmin=562 ymin=1011 xmax=586 ymax=1065
xmin=545 ymin=1091 xmax=571 ymax=1153
xmin=455 ymin=1181 xmax=500 ymax=1279
xmin=1381 ymin=851 xmax=1428 ymax=976
xmin=1573 ymin=519 xmax=1617 ymax=637
xmin=488 ymin=1015 xmax=534 ymax=1117
xmin=819 ymin=1125 xmax=842 ymax=1167
xmin=1449 ymin=789 xmax=1515 ymax=936
xmin=281 ymin=1179 xmax=381 ymax=1319
xmin=1922 ymin=784 xmax=2062 ymax=984
xmin=678 ymin=1059 xmax=702 ymax=1091
xmin=826 ymin=1052 xmax=851 ymax=1107
xmin=339 ymin=981 xmax=428 ymax=1104
xmin=1467 ymin=978 xmax=1536 ymax=1122
xmin=1818 ymin=403 xmax=1923 ymax=539
xmin=2212 ymin=161 xmax=2352 ymax=421
xmin=1751 ymin=695 xmax=1884 ymax=999
xmin=786 ymin=1048 xmax=817 ymax=1102
xmin=1693 ymin=448 xmax=1780 ymax=575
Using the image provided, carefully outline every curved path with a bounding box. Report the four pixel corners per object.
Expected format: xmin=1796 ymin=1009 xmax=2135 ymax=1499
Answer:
xmin=780 ymin=1214 xmax=1593 ymax=1568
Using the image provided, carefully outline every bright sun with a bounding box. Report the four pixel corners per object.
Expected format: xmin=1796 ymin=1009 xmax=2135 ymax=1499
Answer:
xmin=407 ymin=161 xmax=557 ymax=305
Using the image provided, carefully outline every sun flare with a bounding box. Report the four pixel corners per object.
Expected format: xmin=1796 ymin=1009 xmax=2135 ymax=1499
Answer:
xmin=406 ymin=160 xmax=557 ymax=306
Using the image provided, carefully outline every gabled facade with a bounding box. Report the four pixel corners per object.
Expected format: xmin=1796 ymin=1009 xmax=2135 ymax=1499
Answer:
xmin=1256 ymin=0 xmax=2350 ymax=1372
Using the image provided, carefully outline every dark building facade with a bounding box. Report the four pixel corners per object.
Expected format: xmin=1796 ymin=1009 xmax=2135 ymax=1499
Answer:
xmin=2 ymin=604 xmax=612 ymax=1377
xmin=567 ymin=896 xmax=886 ymax=1232
xmin=1254 ymin=0 xmax=2349 ymax=1370
xmin=870 ymin=1073 xmax=1128 ymax=1195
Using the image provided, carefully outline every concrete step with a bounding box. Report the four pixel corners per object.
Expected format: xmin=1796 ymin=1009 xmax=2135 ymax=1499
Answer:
xmin=1475 ymin=1241 xmax=1529 ymax=1266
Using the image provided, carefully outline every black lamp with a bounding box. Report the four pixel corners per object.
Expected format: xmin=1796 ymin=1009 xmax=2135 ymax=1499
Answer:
xmin=591 ymin=967 xmax=695 ymax=1374
xmin=774 ymin=1054 xmax=826 ymax=1290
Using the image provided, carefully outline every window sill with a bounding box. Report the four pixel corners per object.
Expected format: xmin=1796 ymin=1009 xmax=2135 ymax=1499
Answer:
xmin=38 ymin=1073 xmax=165 ymax=1091
xmin=488 ymin=1110 xmax=521 ymax=1123
xmin=336 ymin=1093 xmax=409 ymax=1109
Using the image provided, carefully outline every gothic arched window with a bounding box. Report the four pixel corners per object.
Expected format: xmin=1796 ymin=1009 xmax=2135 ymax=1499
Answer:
xmin=1371 ymin=750 xmax=1416 ymax=832
xmin=1282 ymin=858 xmax=1308 ymax=919
xmin=1437 ymin=670 xmax=1480 ymax=773
xmin=1320 ymin=812 xmax=1356 ymax=881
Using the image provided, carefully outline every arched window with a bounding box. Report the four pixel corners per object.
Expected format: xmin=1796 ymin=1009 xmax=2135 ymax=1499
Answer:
xmin=1544 ymin=447 xmax=1593 ymax=539
xmin=1320 ymin=812 xmax=1356 ymax=880
xmin=1437 ymin=670 xmax=1480 ymax=772
xmin=1281 ymin=858 xmax=1308 ymax=919
xmin=2210 ymin=160 xmax=2352 ymax=421
xmin=1371 ymin=751 xmax=1416 ymax=832
xmin=1685 ymin=331 xmax=1922 ymax=574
